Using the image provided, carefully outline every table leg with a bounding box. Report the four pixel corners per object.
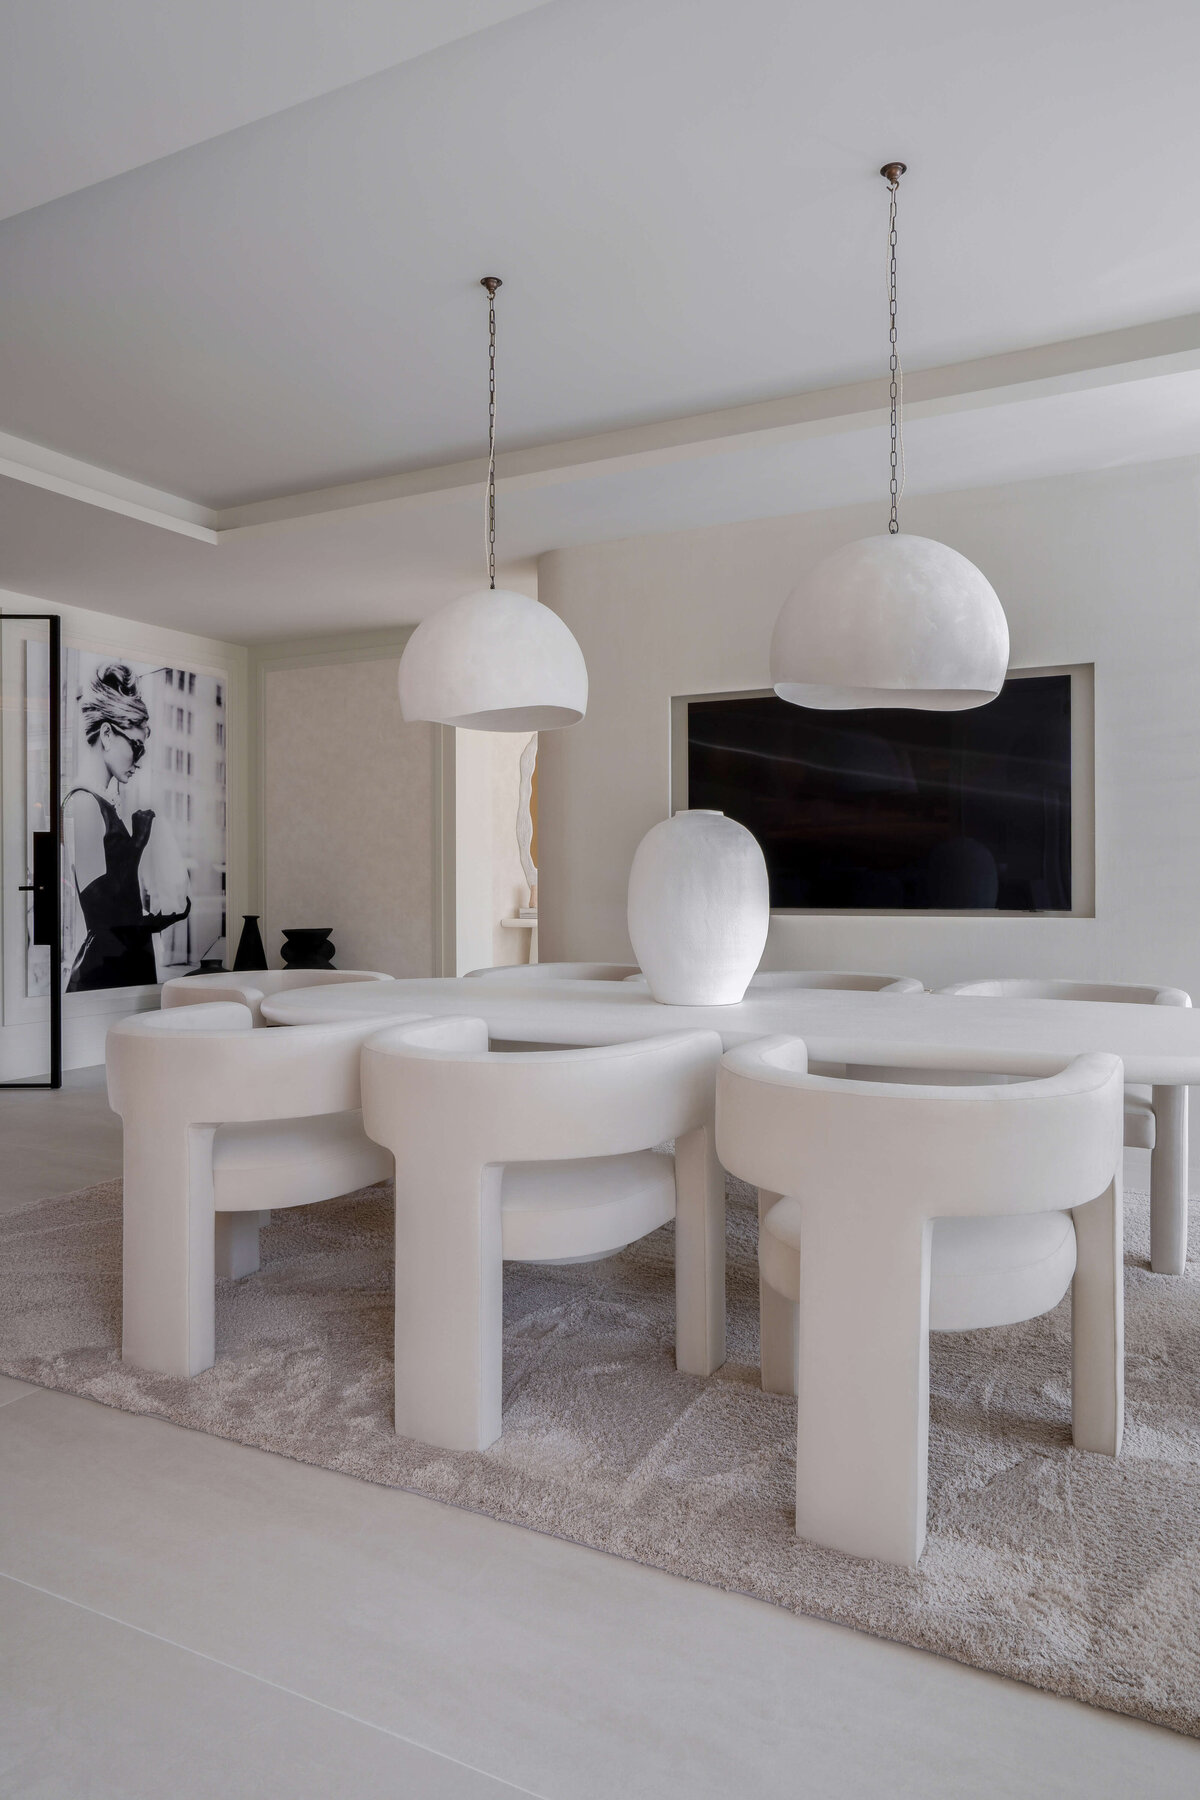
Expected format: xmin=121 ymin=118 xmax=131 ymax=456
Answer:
xmin=1071 ymin=1174 xmax=1123 ymax=1455
xmin=757 ymin=1189 xmax=798 ymax=1396
xmin=673 ymin=1122 xmax=726 ymax=1376
xmin=1150 ymin=1084 xmax=1188 ymax=1275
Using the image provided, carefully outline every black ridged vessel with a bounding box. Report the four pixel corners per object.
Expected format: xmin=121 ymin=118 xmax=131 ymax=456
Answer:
xmin=281 ymin=927 xmax=336 ymax=970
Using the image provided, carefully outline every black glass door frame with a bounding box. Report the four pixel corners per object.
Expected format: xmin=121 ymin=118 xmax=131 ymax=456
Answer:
xmin=1 ymin=612 xmax=62 ymax=1088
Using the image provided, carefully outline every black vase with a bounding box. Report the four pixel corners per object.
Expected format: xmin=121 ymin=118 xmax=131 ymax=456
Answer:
xmin=232 ymin=915 xmax=268 ymax=971
xmin=281 ymin=927 xmax=336 ymax=971
xmin=181 ymin=957 xmax=226 ymax=978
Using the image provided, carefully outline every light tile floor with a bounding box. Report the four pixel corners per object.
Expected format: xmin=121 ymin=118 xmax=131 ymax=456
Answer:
xmin=2 ymin=1077 xmax=1198 ymax=1798
xmin=0 ymin=1064 xmax=122 ymax=1213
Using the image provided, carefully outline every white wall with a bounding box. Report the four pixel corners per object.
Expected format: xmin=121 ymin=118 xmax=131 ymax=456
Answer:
xmin=454 ymin=728 xmax=533 ymax=975
xmin=0 ymin=590 xmax=250 ymax=1077
xmin=255 ymin=632 xmax=532 ymax=982
xmin=537 ymin=459 xmax=1200 ymax=1004
xmin=255 ymin=634 xmax=441 ymax=976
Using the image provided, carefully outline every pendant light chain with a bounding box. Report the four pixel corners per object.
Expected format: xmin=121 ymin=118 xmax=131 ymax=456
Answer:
xmin=887 ymin=179 xmax=899 ymax=533
xmin=481 ymin=276 xmax=502 ymax=590
xmin=883 ymin=164 xmax=906 ymax=535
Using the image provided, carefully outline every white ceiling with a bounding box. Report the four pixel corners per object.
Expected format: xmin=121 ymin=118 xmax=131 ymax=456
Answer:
xmin=2 ymin=0 xmax=1200 ymax=640
xmin=0 ymin=1 xmax=551 ymax=221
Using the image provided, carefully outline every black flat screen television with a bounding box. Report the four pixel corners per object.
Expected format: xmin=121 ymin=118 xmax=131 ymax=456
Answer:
xmin=686 ymin=674 xmax=1072 ymax=912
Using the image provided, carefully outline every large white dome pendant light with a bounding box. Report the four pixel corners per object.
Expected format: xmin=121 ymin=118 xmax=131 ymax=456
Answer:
xmin=770 ymin=165 xmax=1009 ymax=711
xmin=398 ymin=278 xmax=588 ymax=731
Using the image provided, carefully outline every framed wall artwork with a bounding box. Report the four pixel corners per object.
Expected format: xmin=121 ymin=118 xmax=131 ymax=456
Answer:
xmin=20 ymin=642 xmax=228 ymax=1001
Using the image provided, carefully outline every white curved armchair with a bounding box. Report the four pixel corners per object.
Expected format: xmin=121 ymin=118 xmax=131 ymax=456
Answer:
xmin=942 ymin=978 xmax=1191 ymax=1274
xmin=739 ymin=972 xmax=926 ymax=1076
xmin=717 ymin=1038 xmax=1124 ymax=1566
xmin=107 ymin=1002 xmax=424 ymax=1377
xmin=747 ymin=971 xmax=924 ymax=993
xmin=463 ymin=962 xmax=640 ymax=982
xmin=620 ymin=971 xmax=924 ymax=1005
xmin=162 ymin=968 xmax=391 ymax=1027
xmin=361 ymin=1016 xmax=725 ymax=1452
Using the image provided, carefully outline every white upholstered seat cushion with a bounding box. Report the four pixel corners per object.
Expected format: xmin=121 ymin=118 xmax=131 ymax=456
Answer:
xmin=501 ymin=1148 xmax=676 ymax=1262
xmin=760 ymin=1196 xmax=1077 ymax=1334
xmin=212 ymin=1111 xmax=392 ymax=1212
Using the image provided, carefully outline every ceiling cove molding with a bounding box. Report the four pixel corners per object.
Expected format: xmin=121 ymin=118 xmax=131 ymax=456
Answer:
xmin=4 ymin=313 xmax=1200 ymax=548
xmin=192 ymin=311 xmax=1200 ymax=538
xmin=0 ymin=430 xmax=219 ymax=541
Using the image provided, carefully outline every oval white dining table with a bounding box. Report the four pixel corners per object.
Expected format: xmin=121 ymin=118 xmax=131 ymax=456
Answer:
xmin=262 ymin=976 xmax=1200 ymax=1271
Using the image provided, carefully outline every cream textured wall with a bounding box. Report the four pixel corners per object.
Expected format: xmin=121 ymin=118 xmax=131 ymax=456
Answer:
xmin=537 ymin=459 xmax=1200 ymax=1007
xmin=262 ymin=653 xmax=436 ymax=975
xmin=0 ymin=589 xmax=250 ymax=1077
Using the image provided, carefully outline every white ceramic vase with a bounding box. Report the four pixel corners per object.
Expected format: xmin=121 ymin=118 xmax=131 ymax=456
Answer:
xmin=627 ymin=810 xmax=770 ymax=1005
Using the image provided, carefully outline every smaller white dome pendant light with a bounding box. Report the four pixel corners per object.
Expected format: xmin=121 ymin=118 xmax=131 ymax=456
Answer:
xmin=398 ymin=278 xmax=588 ymax=732
xmin=770 ymin=165 xmax=1009 ymax=711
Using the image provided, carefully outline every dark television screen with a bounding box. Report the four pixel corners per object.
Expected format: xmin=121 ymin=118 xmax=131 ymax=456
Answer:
xmin=687 ymin=675 xmax=1072 ymax=912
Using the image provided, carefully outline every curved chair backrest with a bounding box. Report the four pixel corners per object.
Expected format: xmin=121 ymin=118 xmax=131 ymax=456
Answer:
xmin=463 ymin=962 xmax=640 ymax=983
xmin=941 ymin=977 xmax=1191 ymax=1008
xmin=161 ymin=968 xmax=391 ymax=1025
xmin=717 ymin=1035 xmax=1123 ymax=1221
xmin=362 ymin=1015 xmax=722 ymax=1167
xmin=748 ymin=971 xmax=924 ymax=994
xmin=109 ymin=1001 xmax=429 ymax=1126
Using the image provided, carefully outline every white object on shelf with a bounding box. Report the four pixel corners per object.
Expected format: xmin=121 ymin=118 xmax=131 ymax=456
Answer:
xmin=517 ymin=734 xmax=538 ymax=896
xmin=627 ymin=810 xmax=769 ymax=1006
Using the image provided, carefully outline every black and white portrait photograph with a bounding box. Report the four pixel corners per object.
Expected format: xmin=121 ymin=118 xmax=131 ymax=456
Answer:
xmin=25 ymin=646 xmax=228 ymax=996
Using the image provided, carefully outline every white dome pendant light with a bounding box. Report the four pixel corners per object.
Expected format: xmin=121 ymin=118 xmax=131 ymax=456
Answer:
xmin=770 ymin=165 xmax=1009 ymax=711
xmin=398 ymin=278 xmax=588 ymax=731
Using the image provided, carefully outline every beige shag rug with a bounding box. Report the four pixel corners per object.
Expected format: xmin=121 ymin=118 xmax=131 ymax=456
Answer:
xmin=2 ymin=1175 xmax=1199 ymax=1737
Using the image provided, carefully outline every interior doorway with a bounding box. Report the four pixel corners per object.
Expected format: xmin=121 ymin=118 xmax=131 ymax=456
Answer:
xmin=454 ymin=730 xmax=537 ymax=975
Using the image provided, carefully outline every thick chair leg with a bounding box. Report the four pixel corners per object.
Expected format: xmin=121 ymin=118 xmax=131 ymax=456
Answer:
xmin=122 ymin=1125 xmax=218 ymax=1377
xmin=1150 ymin=1085 xmax=1188 ymax=1275
xmin=760 ymin=1281 xmax=799 ymax=1398
xmin=795 ymin=1208 xmax=933 ymax=1568
xmin=393 ymin=1162 xmax=505 ymax=1452
xmin=214 ymin=1211 xmax=265 ymax=1280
